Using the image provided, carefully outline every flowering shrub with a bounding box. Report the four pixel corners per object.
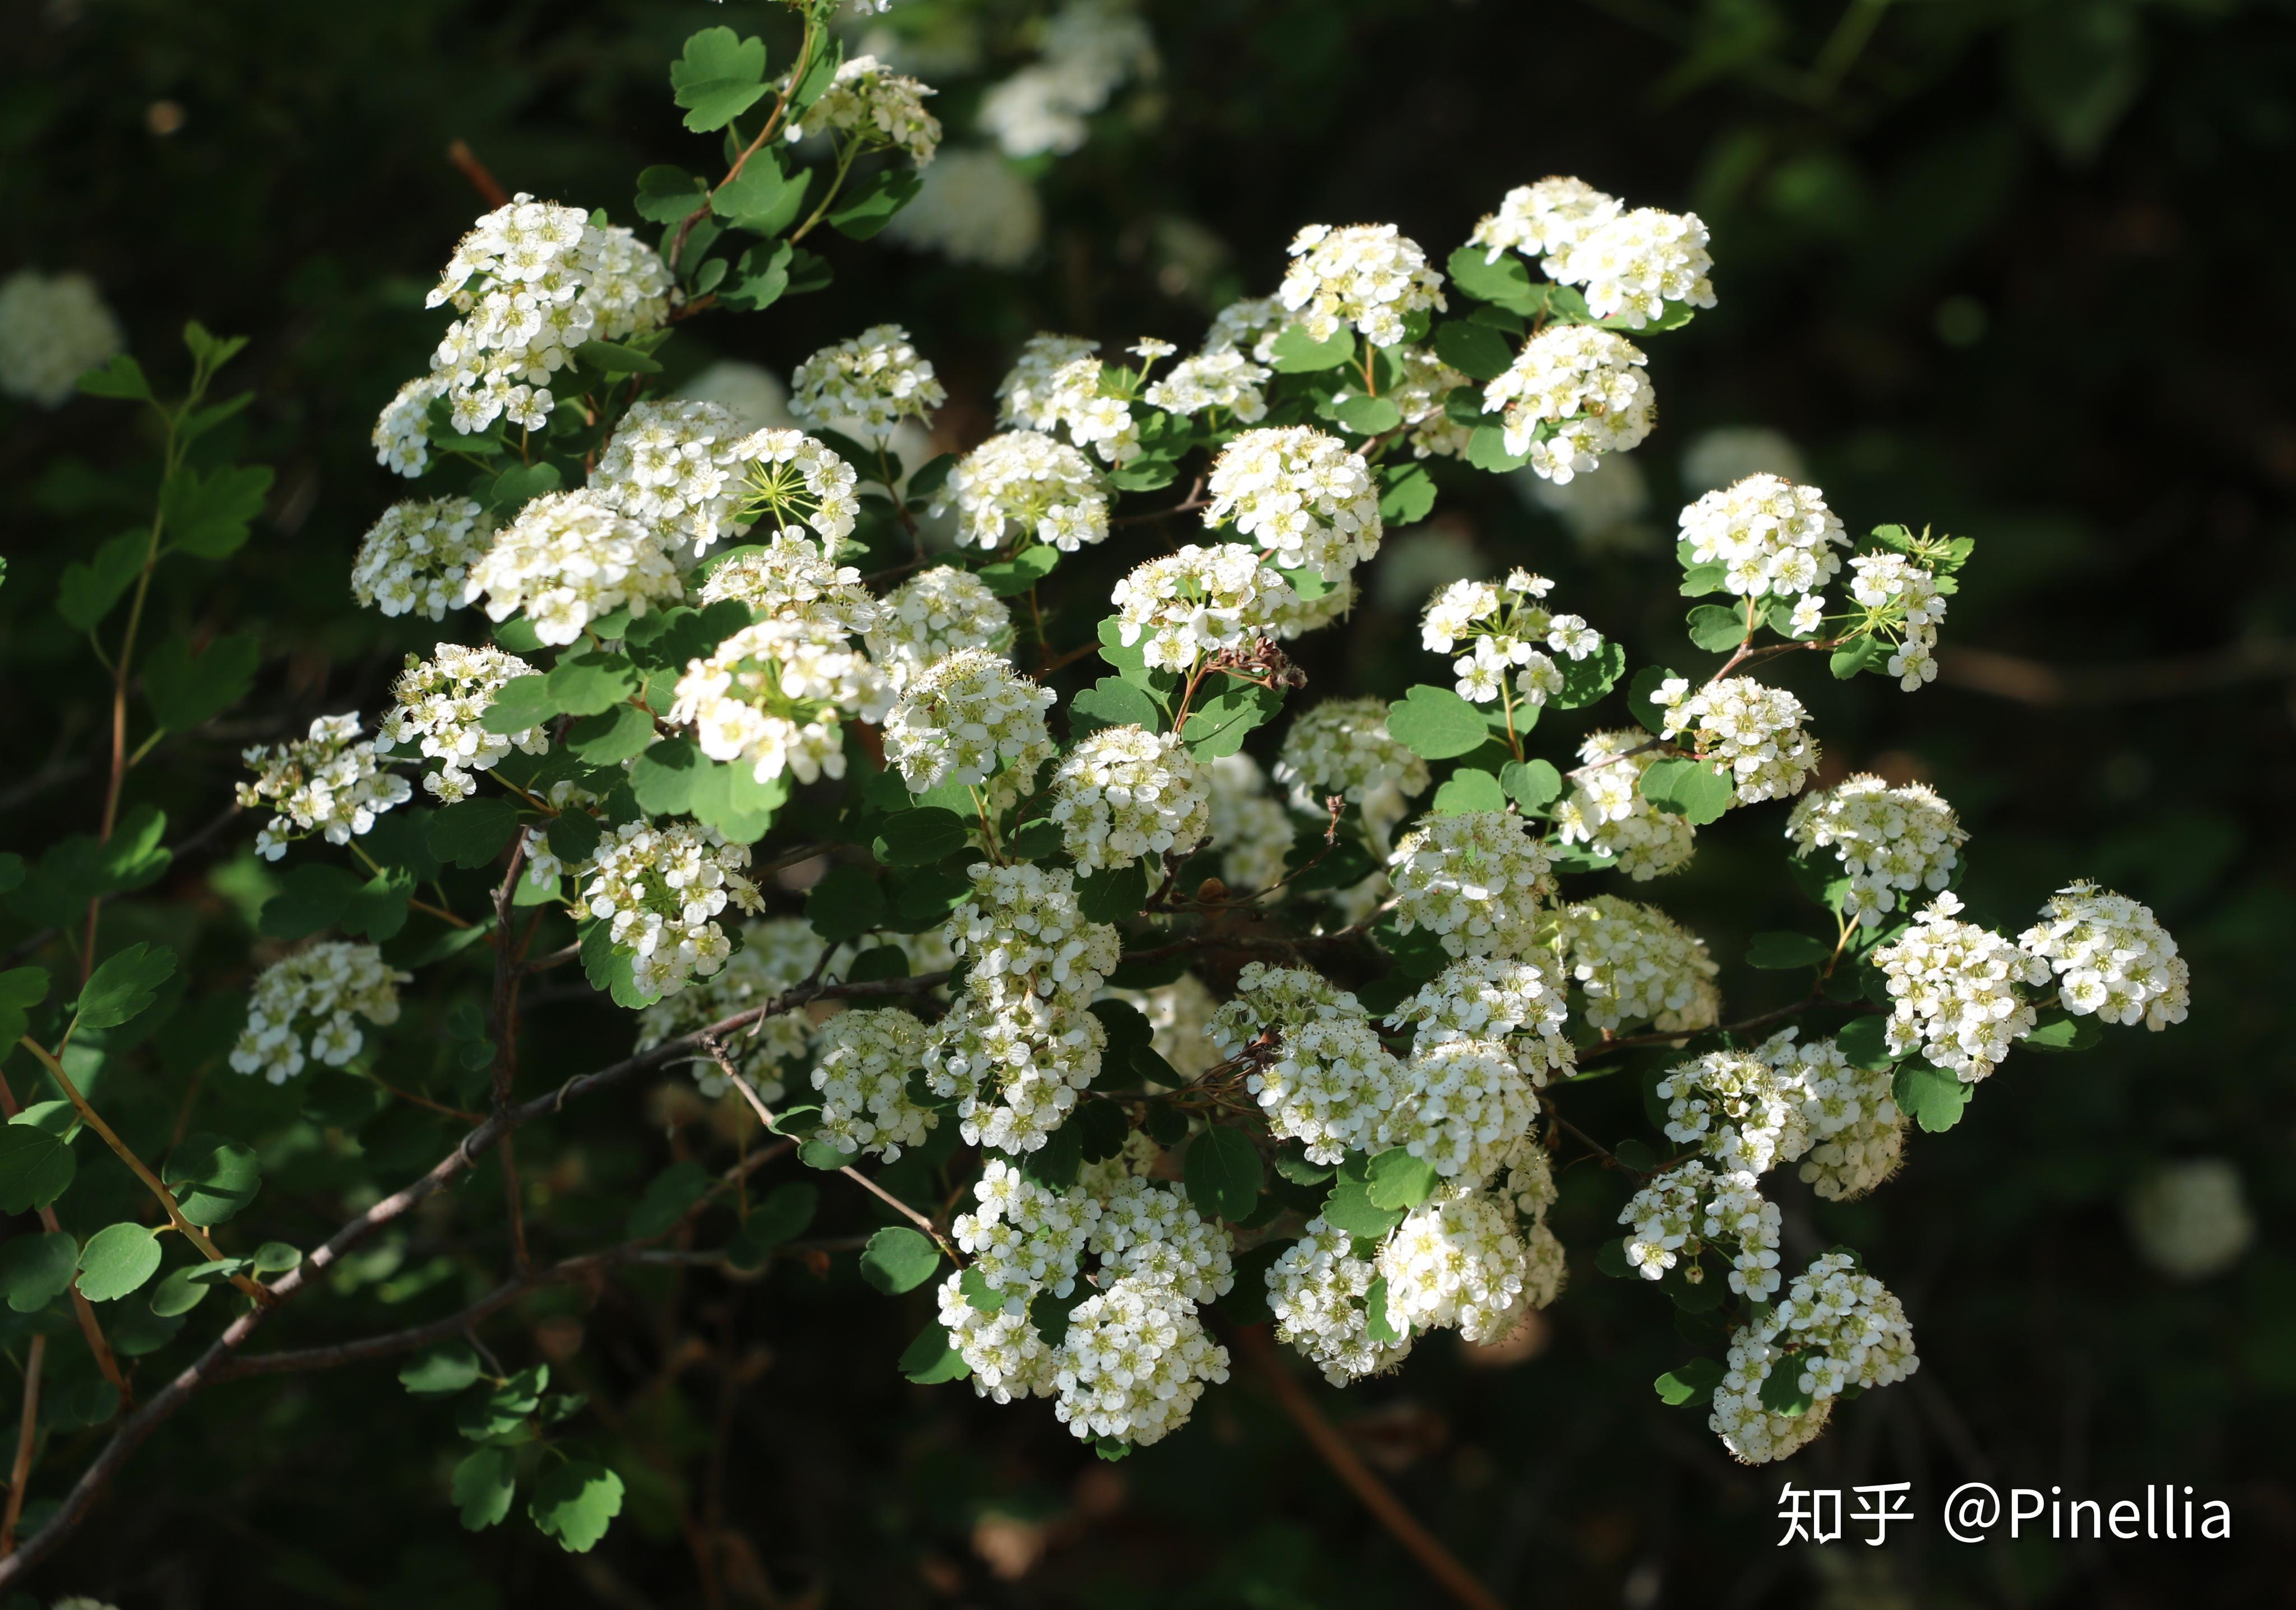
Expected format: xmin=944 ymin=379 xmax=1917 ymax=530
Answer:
xmin=0 ymin=0 xmax=2205 ymax=1591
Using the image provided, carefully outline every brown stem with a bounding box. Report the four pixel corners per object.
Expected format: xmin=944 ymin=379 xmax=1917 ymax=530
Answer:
xmin=0 ymin=1075 xmax=129 ymax=1400
xmin=446 ymin=139 xmax=510 ymax=208
xmin=0 ymin=1334 xmax=44 ymax=1557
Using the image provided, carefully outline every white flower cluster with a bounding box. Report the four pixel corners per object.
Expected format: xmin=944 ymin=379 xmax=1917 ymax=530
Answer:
xmin=379 ymin=643 xmax=548 ymax=802
xmin=1763 ymin=1030 xmax=1905 ymax=1202
xmin=938 ymin=1275 xmax=1058 ymax=1404
xmin=1558 ymin=895 xmax=1721 ymax=1033
xmin=1202 ymin=425 xmax=1383 ymax=586
xmin=589 ymin=400 xmax=749 ymax=558
xmin=978 ymin=0 xmax=1156 ymax=159
xmin=373 ymin=377 xmax=444 ymax=477
xmin=733 ymin=428 xmax=864 ymax=551
xmin=1144 ymin=350 xmax=1270 ymax=423
xmin=636 ymin=917 xmax=818 ymax=1101
xmin=1091 ymin=1175 xmax=1235 ymax=1303
xmin=228 ymin=941 xmax=408 ymax=1083
xmin=1657 ymin=1049 xmax=1811 ymax=1176
xmin=1374 ymin=1187 xmax=1536 ymax=1343
xmin=698 ymin=533 xmax=875 ymax=636
xmin=238 ymin=714 xmax=411 ymax=860
xmin=1386 ymin=348 xmax=1476 ymax=460
xmin=789 ymin=324 xmax=945 ymax=440
xmin=464 ymin=490 xmax=683 ymax=646
xmin=1678 ymin=475 xmax=1846 ymax=600
xmin=1048 ymin=725 xmax=1210 ymax=873
xmin=1273 ymin=697 xmax=1429 ymax=835
xmin=1787 ymin=776 xmax=1965 ymax=928
xmin=1554 ymin=730 xmax=1697 ymax=880
xmin=1419 ymin=569 xmax=1602 ymax=707
xmin=863 ymin=565 xmax=1013 ymax=689
xmin=1201 ymin=296 xmax=1285 ymax=364
xmin=580 ymin=820 xmax=763 ymax=999
xmin=1277 ymin=224 xmax=1446 ymax=349
xmin=1380 ymin=1039 xmax=1543 ymax=1185
xmin=1387 ymin=810 xmax=1554 ymax=960
xmin=2127 ymin=1159 xmax=2253 ymax=1280
xmin=1619 ymin=1162 xmax=1783 ymax=1299
xmin=1468 ymin=177 xmax=1621 ymax=267
xmin=411 ymin=193 xmax=669 ymax=442
xmin=1384 ymin=955 xmax=1575 ymax=1083
xmin=1205 ymin=753 xmax=1294 ymax=894
xmin=350 ymin=498 xmax=494 ymax=620
xmin=1468 ymin=178 xmax=1716 ymax=328
xmin=1710 ymin=1253 xmax=1917 ymax=1464
xmin=938 ymin=430 xmax=1109 ymax=552
xmin=2019 ymin=882 xmax=2189 ymax=1031
xmin=673 ymin=615 xmax=888 ymax=786
xmin=1846 ymin=551 xmax=1947 ymax=690
xmin=955 ymin=1160 xmax=1100 ymax=1300
xmin=794 ymin=54 xmax=941 ymax=164
xmin=811 ymin=1006 xmax=938 ymax=1161
xmin=1109 ymin=542 xmax=1293 ymax=671
xmin=1053 ymin=1274 xmax=1230 ymax=1447
xmin=1873 ymin=893 xmax=2048 ymax=1082
xmin=0 ymin=268 xmax=123 ymax=407
xmin=994 ymin=335 xmax=1138 ymax=466
xmin=1267 ymin=1219 xmax=1413 ymax=1385
xmin=1655 ymin=676 xmax=1820 ymax=804
xmin=1212 ymin=964 xmax=1386 ymax=1162
xmin=1482 ymin=325 xmax=1655 ymax=484
xmin=882 ymin=649 xmax=1056 ymax=793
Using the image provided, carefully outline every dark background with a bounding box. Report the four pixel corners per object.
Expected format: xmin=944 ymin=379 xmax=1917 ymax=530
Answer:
xmin=2 ymin=0 xmax=2293 ymax=1604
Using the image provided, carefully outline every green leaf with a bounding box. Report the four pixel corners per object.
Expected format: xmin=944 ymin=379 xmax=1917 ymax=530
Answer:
xmin=1466 ymin=425 xmax=1529 ymax=472
xmin=452 ymin=1446 xmax=519 ymax=1531
xmin=1334 ymin=393 xmax=1401 ymax=435
xmin=1386 ymin=684 xmax=1488 ymax=760
xmin=258 ymin=862 xmax=411 ymax=943
xmin=1499 ymin=759 xmax=1562 ymax=813
xmin=164 ymin=464 xmax=273 ymax=559
xmin=400 ymin=1344 xmax=483 ymax=1399
xmin=0 ymin=967 xmax=52 ymax=1047
xmin=1364 ymin=1148 xmax=1439 ymax=1212
xmin=1760 ymin=1359 xmax=1817 ymax=1416
xmin=457 ymin=1365 xmax=547 ymax=1441
xmin=1320 ymin=1177 xmax=1406 ymax=1240
xmin=729 ymin=1182 xmax=818 ymax=1267
xmin=806 ymin=865 xmax=887 ymax=940
xmin=163 ymin=1131 xmax=262 ymax=1226
xmin=1655 ymin=1357 xmax=1725 ymax=1407
xmin=1829 ymin=634 xmax=1885 ymax=680
xmin=1075 ymin=862 xmax=1148 ymax=924
xmin=888 ymin=861 xmax=973 ymax=929
xmin=671 ymin=26 xmax=770 ymax=132
xmin=1378 ymin=462 xmax=1437 ymax=525
xmin=530 ymin=1459 xmax=624 ymax=1553
xmin=1836 ymin=1014 xmax=1893 ymax=1070
xmin=572 ymin=340 xmax=662 ymax=376
xmin=1626 ymin=665 xmax=1678 ymax=735
xmin=1431 ymin=319 xmax=1515 ymax=382
xmin=975 ymin=544 xmax=1059 ymax=597
xmin=1364 ymin=1276 xmax=1406 ymax=1345
xmin=1638 ymin=758 xmax=1732 ymax=825
xmin=480 ymin=674 xmax=558 ymax=736
xmin=57 ymin=530 xmax=149 ymax=633
xmin=633 ymin=165 xmax=706 ymax=225
xmin=1893 ymin=1062 xmax=1972 ymax=1133
xmin=429 ymin=796 xmax=521 ymax=869
xmin=252 ymin=1241 xmax=302 ymax=1274
xmin=78 ymin=352 xmax=152 ymax=400
xmin=76 ymin=1223 xmax=163 ymax=1302
xmin=564 ymin=703 xmax=655 ymax=764
xmin=0 ymin=1124 xmax=75 ymax=1214
xmin=828 ymin=169 xmax=924 ymax=240
xmin=873 ymin=808 xmax=969 ymax=867
xmin=2008 ymin=0 xmax=2146 ymax=164
xmin=1096 ymin=615 xmax=1179 ymax=698
xmin=2022 ymin=1010 xmax=2103 ymax=1053
xmin=149 ymin=1263 xmax=220 ymax=1318
xmin=1021 ymin=1122 xmax=1085 ymax=1192
xmin=142 ymin=631 xmax=259 ymax=732
xmin=1445 ymin=245 xmax=1544 ymax=314
xmin=1432 ymin=769 xmax=1505 ymax=816
xmin=629 ymin=737 xmax=705 ymax=815
xmin=1184 ymin=1128 xmax=1263 ymax=1223
xmin=1679 ymin=561 xmax=1728 ymax=597
xmin=0 ymin=1232 xmax=80 ymax=1314
xmin=578 ymin=920 xmax=658 ymax=1010
xmin=719 ymin=239 xmax=795 ymax=309
xmin=628 ymin=1159 xmax=713 ymax=1240
xmin=1071 ymin=677 xmax=1163 ymax=736
xmin=711 ymin=160 xmax=788 ymax=222
xmin=899 ymin=1320 xmax=971 ymax=1384
xmin=1744 ymin=931 xmax=1834 ymax=970
xmin=75 ymin=942 xmax=175 ymax=1032
xmin=1266 ymin=323 xmax=1355 ymax=373
xmin=1180 ymin=682 xmax=1281 ymax=759
xmin=858 ymin=1226 xmax=941 ymax=1295
xmin=1684 ymin=604 xmax=1748 ymax=653
xmin=1075 ymin=1100 xmax=1131 ymax=1162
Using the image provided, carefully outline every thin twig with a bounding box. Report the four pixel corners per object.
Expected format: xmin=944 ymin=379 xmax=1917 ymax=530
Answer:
xmin=0 ymin=1334 xmax=44 ymax=1557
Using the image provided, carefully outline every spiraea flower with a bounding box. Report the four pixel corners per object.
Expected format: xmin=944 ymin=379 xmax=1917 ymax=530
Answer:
xmin=1386 ymin=347 xmax=1476 ymax=460
xmin=811 ymin=1006 xmax=940 ymax=1160
xmin=373 ymin=375 xmax=445 ymax=476
xmin=1209 ymin=962 xmax=1367 ymax=1057
xmin=1205 ymin=752 xmax=1296 ymax=894
xmin=350 ymin=498 xmax=494 ymax=620
xmin=636 ymin=917 xmax=819 ymax=1101
xmin=927 ymin=990 xmax=1107 ymax=1153
xmin=1144 ymin=351 xmax=1270 ymax=423
xmin=1047 ymin=725 xmax=1211 ymax=873
xmin=1277 ymin=224 xmax=1446 ymax=349
xmin=1109 ymin=543 xmax=1294 ymax=672
xmin=1846 ymin=551 xmax=1948 ymax=690
xmin=1761 ymin=1030 xmax=1905 ymax=1202
xmin=671 ymin=615 xmax=889 ymax=785
xmin=1655 ymin=676 xmax=1820 ymax=804
xmin=1378 ymin=1186 xmax=1533 ymax=1344
xmin=378 ymin=643 xmax=549 ymax=802
xmin=238 ymin=713 xmax=411 ymax=860
xmin=1873 ymin=892 xmax=2050 ymax=1082
xmin=940 ymin=1274 xmax=1058 ymax=1403
xmin=1787 ymin=776 xmax=1966 ymax=927
xmin=1387 ymin=810 xmax=1554 ymax=960
xmin=882 ymin=649 xmax=1056 ymax=793
xmin=864 ymin=565 xmax=1014 ymax=689
xmin=954 ymin=1159 xmax=1098 ymax=1299
xmin=1482 ymin=326 xmax=1655 ymax=484
xmin=1267 ymin=1217 xmax=1414 ymax=1385
xmin=789 ymin=324 xmax=945 ymax=439
xmin=730 ymin=428 xmax=862 ymax=551
xmin=1619 ymin=1161 xmax=1783 ymax=1300
xmin=791 ymin=54 xmax=941 ymax=164
xmin=589 ymin=399 xmax=751 ymax=557
xmin=464 ymin=490 xmax=683 ymax=646
xmin=1201 ymin=426 xmax=1383 ymax=585
xmin=1558 ymin=894 xmax=1722 ymax=1033
xmin=1419 ymin=569 xmax=1602 ymax=707
xmin=1380 ymin=1040 xmax=1543 ymax=1186
xmin=946 ymin=863 xmax=1122 ymax=1009
xmin=1656 ymin=1048 xmax=1811 ymax=1176
xmin=228 ymin=941 xmax=408 ymax=1084
xmin=698 ymin=533 xmax=876 ymax=637
xmin=2019 ymin=882 xmax=2189 ymax=1031
xmin=1053 ymin=1274 xmax=1230 ymax=1447
xmin=1710 ymin=1252 xmax=1917 ymax=1464
xmin=997 ymin=333 xmax=1103 ymax=431
xmin=1678 ymin=475 xmax=1848 ymax=599
xmin=1273 ymin=696 xmax=1430 ymax=836
xmin=0 ymin=268 xmax=124 ymax=407
xmin=1468 ymin=177 xmax=1622 ymax=270
xmin=1384 ymin=955 xmax=1575 ymax=1083
xmin=419 ymin=193 xmax=670 ymax=435
xmin=1090 ymin=1176 xmax=1235 ymax=1304
xmin=1554 ymin=730 xmax=1696 ymax=880
xmin=1201 ymin=296 xmax=1285 ymax=364
xmin=581 ymin=819 xmax=764 ymax=999
xmin=937 ymin=430 xmax=1109 ymax=552
xmin=1554 ymin=206 xmax=1716 ymax=329
xmin=1249 ymin=1012 xmax=1399 ymax=1164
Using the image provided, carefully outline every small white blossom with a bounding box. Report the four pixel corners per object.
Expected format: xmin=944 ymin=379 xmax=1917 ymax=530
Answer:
xmin=1558 ymin=894 xmax=1722 ymax=1033
xmin=1144 ymin=350 xmax=1270 ymax=423
xmin=1873 ymin=893 xmax=2050 ymax=1082
xmin=238 ymin=714 xmax=411 ymax=860
xmin=1053 ymin=1274 xmax=1229 ymax=1447
xmin=590 ymin=399 xmax=752 ymax=558
xmin=1482 ymin=325 xmax=1655 ymax=484
xmin=1089 ymin=1176 xmax=1234 ymax=1303
xmin=1468 ymin=177 xmax=1622 ymax=269
xmin=1553 ymin=729 xmax=1696 ymax=880
xmin=581 ymin=820 xmax=764 ymax=999
xmin=0 ymin=268 xmax=124 ymax=407
xmin=1248 ymin=1013 xmax=1399 ymax=1164
xmin=1678 ymin=475 xmax=1847 ymax=599
xmin=730 ymin=428 xmax=863 ymax=551
xmin=1656 ymin=675 xmax=1820 ymax=804
xmin=1761 ymin=1030 xmax=1905 ymax=1202
xmin=927 ymin=990 xmax=1107 ymax=1153
xmin=1048 ymin=725 xmax=1210 ymax=873
xmin=997 ymin=333 xmax=1103 ymax=430
xmin=1267 ymin=1217 xmax=1413 ymax=1385
xmin=794 ymin=54 xmax=941 ymax=164
xmin=939 ymin=1274 xmax=1058 ymax=1403
xmin=1787 ymin=775 xmax=1966 ymax=928
xmin=1109 ymin=542 xmax=1295 ymax=672
xmin=789 ymin=324 xmax=945 ymax=440
xmin=378 ymin=643 xmax=549 ymax=802
xmin=1273 ymin=697 xmax=1429 ymax=839
xmin=2018 ymin=881 xmax=2189 ymax=1030
xmin=1380 ymin=1040 xmax=1543 ymax=1187
xmin=882 ymin=648 xmax=1056 ymax=793
xmin=1847 ymin=550 xmax=1948 ymax=692
xmin=1656 ymin=1048 xmax=1811 ymax=1176
xmin=1384 ymin=956 xmax=1575 ymax=1083
xmin=937 ymin=430 xmax=1109 ymax=551
xmin=1710 ymin=1252 xmax=1917 ymax=1464
xmin=373 ymin=375 xmax=445 ymax=476
xmin=1201 ymin=425 xmax=1383 ymax=584
xmin=809 ymin=1007 xmax=938 ymax=1161
xmin=1554 ymin=206 xmax=1716 ymax=330
xmin=863 ymin=565 xmax=1014 ymax=689
xmin=1277 ymin=223 xmax=1446 ymax=349
xmin=945 ymin=862 xmax=1122 ymax=1010
xmin=1378 ymin=1186 xmax=1533 ymax=1344
xmin=698 ymin=533 xmax=876 ymax=636
xmin=464 ymin=490 xmax=683 ymax=646
xmin=1419 ymin=568 xmax=1603 ymax=706
xmin=1201 ymin=296 xmax=1285 ymax=364
xmin=671 ymin=616 xmax=888 ymax=785
xmin=350 ymin=498 xmax=493 ymax=620
xmin=229 ymin=942 xmax=407 ymax=1083
xmin=636 ymin=917 xmax=819 ymax=1101
xmin=1387 ymin=810 xmax=1554 ymax=960
xmin=1619 ymin=1162 xmax=1783 ymax=1300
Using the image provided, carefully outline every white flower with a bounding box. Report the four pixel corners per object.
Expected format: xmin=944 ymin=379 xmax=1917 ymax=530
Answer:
xmin=1386 ymin=347 xmax=1476 ymax=460
xmin=997 ymin=333 xmax=1103 ymax=430
xmin=1205 ymin=752 xmax=1295 ymax=894
xmin=0 ymin=268 xmax=124 ymax=407
xmin=1090 ymin=1176 xmax=1235 ymax=1303
xmin=1657 ymin=1049 xmax=1811 ymax=1177
xmin=937 ymin=430 xmax=1109 ymax=551
xmin=940 ymin=1274 xmax=1058 ymax=1403
xmin=953 ymin=1159 xmax=1098 ymax=1299
xmin=378 ymin=643 xmax=549 ymax=802
xmin=1202 ymin=425 xmax=1383 ymax=584
xmin=979 ymin=0 xmax=1156 ymax=159
xmin=882 ymin=649 xmax=1056 ymax=793
xmin=1558 ymin=894 xmax=1722 ymax=1033
xmin=1762 ymin=1030 xmax=1905 ymax=1202
xmin=1201 ymin=296 xmax=1285 ymax=364
xmin=883 ymin=148 xmax=1044 ymax=268
xmin=1387 ymin=810 xmax=1554 ymax=961
xmin=811 ymin=1007 xmax=939 ymax=1161
xmin=1482 ymin=325 xmax=1655 ymax=484
xmin=1418 ymin=568 xmax=1603 ymax=705
xmin=1787 ymin=776 xmax=1966 ymax=928
xmin=1553 ymin=206 xmax=1716 ymax=329
xmin=1048 ymin=725 xmax=1210 ymax=873
xmin=1052 ymin=1274 xmax=1229 ymax=1447
xmin=464 ymin=490 xmax=683 ymax=646
xmin=1656 ymin=676 xmax=1820 ymax=804
xmin=581 ymin=820 xmax=764 ymax=999
xmin=2127 ymin=1159 xmax=2253 ymax=1279
xmin=1267 ymin=1217 xmax=1413 ymax=1385
xmin=1379 ymin=1040 xmax=1544 ymax=1187
xmin=636 ymin=917 xmax=820 ymax=1101
xmin=1273 ymin=697 xmax=1429 ymax=838
xmin=1553 ymin=729 xmax=1696 ymax=880
xmin=1378 ymin=1186 xmax=1534 ymax=1344
xmin=238 ymin=714 xmax=411 ymax=860
xmin=1678 ymin=475 xmax=1848 ymax=599
xmin=1277 ymin=223 xmax=1446 ymax=349
xmin=789 ymin=324 xmax=946 ymax=440
xmin=229 ymin=941 xmax=407 ymax=1083
xmin=729 ymin=428 xmax=863 ymax=551
xmin=796 ymin=54 xmax=941 ymax=164
xmin=672 ymin=616 xmax=888 ymax=786
xmin=1144 ymin=350 xmax=1270 ymax=423
xmin=1249 ymin=1013 xmax=1399 ymax=1164
xmin=1619 ymin=1162 xmax=1783 ymax=1300
xmin=1468 ymin=177 xmax=1622 ymax=269
xmin=373 ymin=375 xmax=445 ymax=476
xmin=589 ymin=399 xmax=749 ymax=558
xmin=1209 ymin=962 xmax=1365 ymax=1056
xmin=351 ymin=499 xmax=494 ymax=620
xmin=1873 ymin=894 xmax=2050 ymax=1082
xmin=698 ymin=533 xmax=876 ymax=636
xmin=927 ymin=990 xmax=1106 ymax=1154
xmin=1709 ymin=1252 xmax=1917 ymax=1463
xmin=2018 ymin=881 xmax=2189 ymax=1031
xmin=864 ymin=565 xmax=1014 ymax=689
xmin=1847 ymin=551 xmax=1949 ymax=690
xmin=1109 ymin=542 xmax=1295 ymax=672
xmin=946 ymin=862 xmax=1122 ymax=1010
xmin=1384 ymin=956 xmax=1574 ymax=1083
